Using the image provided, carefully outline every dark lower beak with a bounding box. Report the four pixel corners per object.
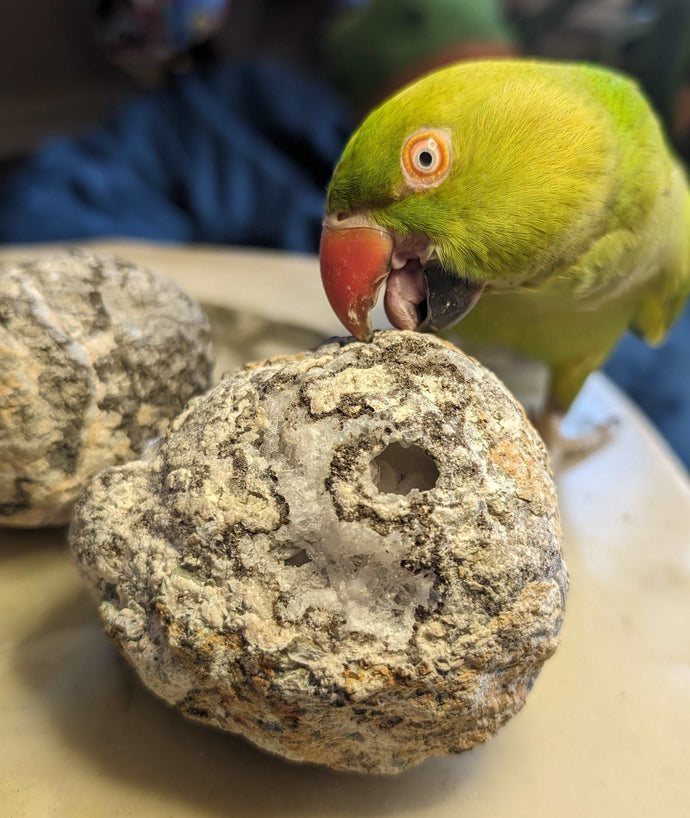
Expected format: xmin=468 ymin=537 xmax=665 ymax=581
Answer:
xmin=417 ymin=261 xmax=485 ymax=333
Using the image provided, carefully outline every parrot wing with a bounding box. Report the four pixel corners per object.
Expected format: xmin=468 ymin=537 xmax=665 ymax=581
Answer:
xmin=632 ymin=167 xmax=690 ymax=345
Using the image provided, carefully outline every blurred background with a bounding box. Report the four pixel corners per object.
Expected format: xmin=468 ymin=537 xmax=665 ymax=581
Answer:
xmin=1 ymin=0 xmax=689 ymax=468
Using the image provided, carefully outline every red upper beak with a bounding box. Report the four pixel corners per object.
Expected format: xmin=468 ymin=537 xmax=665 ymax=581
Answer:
xmin=319 ymin=222 xmax=394 ymax=340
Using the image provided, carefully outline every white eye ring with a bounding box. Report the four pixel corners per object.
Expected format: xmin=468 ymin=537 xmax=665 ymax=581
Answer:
xmin=401 ymin=128 xmax=452 ymax=190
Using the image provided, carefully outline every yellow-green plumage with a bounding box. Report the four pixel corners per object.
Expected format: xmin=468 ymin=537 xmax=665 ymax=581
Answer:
xmin=326 ymin=60 xmax=690 ymax=409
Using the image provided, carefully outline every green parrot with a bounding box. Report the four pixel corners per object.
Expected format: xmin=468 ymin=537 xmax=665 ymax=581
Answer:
xmin=319 ymin=60 xmax=690 ymax=438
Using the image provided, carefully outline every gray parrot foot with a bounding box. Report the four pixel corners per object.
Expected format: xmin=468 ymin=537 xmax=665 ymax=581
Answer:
xmin=534 ymin=410 xmax=619 ymax=470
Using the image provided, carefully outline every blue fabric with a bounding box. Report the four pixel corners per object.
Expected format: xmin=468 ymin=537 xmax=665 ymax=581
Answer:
xmin=605 ymin=305 xmax=690 ymax=469
xmin=0 ymin=62 xmax=353 ymax=251
xmin=0 ymin=60 xmax=688 ymax=469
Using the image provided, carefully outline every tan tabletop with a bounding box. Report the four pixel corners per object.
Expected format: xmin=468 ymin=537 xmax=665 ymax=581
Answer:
xmin=1 ymin=242 xmax=689 ymax=817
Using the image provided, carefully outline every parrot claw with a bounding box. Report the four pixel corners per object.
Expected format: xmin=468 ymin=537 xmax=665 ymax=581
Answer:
xmin=534 ymin=410 xmax=619 ymax=470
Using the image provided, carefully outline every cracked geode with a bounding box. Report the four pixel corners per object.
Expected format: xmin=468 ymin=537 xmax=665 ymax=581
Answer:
xmin=70 ymin=331 xmax=567 ymax=774
xmin=0 ymin=251 xmax=213 ymax=527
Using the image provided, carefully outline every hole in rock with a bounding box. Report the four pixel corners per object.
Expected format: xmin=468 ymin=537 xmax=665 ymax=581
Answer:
xmin=283 ymin=548 xmax=312 ymax=567
xmin=370 ymin=443 xmax=439 ymax=495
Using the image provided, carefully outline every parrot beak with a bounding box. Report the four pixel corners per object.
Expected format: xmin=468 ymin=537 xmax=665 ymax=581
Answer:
xmin=415 ymin=262 xmax=485 ymax=334
xmin=320 ymin=216 xmax=485 ymax=339
xmin=319 ymin=222 xmax=395 ymax=340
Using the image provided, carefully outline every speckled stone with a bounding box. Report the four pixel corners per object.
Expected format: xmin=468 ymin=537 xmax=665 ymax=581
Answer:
xmin=0 ymin=251 xmax=213 ymax=527
xmin=70 ymin=331 xmax=567 ymax=774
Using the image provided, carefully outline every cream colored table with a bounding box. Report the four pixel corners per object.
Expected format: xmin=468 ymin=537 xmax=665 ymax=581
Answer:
xmin=1 ymin=242 xmax=689 ymax=817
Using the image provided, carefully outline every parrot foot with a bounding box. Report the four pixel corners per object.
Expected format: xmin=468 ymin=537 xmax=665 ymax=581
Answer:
xmin=534 ymin=410 xmax=619 ymax=469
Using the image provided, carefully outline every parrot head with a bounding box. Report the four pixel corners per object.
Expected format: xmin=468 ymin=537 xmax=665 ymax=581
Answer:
xmin=320 ymin=61 xmax=612 ymax=339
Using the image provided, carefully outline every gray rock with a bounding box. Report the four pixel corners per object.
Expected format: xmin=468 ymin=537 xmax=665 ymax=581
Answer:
xmin=70 ymin=331 xmax=567 ymax=774
xmin=0 ymin=251 xmax=213 ymax=527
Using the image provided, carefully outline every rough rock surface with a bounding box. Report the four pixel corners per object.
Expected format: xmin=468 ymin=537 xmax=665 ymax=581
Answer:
xmin=0 ymin=251 xmax=213 ymax=527
xmin=70 ymin=331 xmax=567 ymax=774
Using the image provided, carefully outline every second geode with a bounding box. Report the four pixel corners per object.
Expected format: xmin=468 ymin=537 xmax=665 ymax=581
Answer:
xmin=0 ymin=251 xmax=213 ymax=527
xmin=70 ymin=331 xmax=567 ymax=774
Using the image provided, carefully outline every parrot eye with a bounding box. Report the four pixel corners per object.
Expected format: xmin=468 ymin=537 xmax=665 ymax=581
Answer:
xmin=401 ymin=129 xmax=452 ymax=190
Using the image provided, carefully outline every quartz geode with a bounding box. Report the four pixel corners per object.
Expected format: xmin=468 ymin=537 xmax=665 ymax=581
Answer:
xmin=70 ymin=331 xmax=567 ymax=774
xmin=0 ymin=251 xmax=213 ymax=527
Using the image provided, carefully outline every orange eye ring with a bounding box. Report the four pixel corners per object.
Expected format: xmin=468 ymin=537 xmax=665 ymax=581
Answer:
xmin=401 ymin=128 xmax=452 ymax=190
